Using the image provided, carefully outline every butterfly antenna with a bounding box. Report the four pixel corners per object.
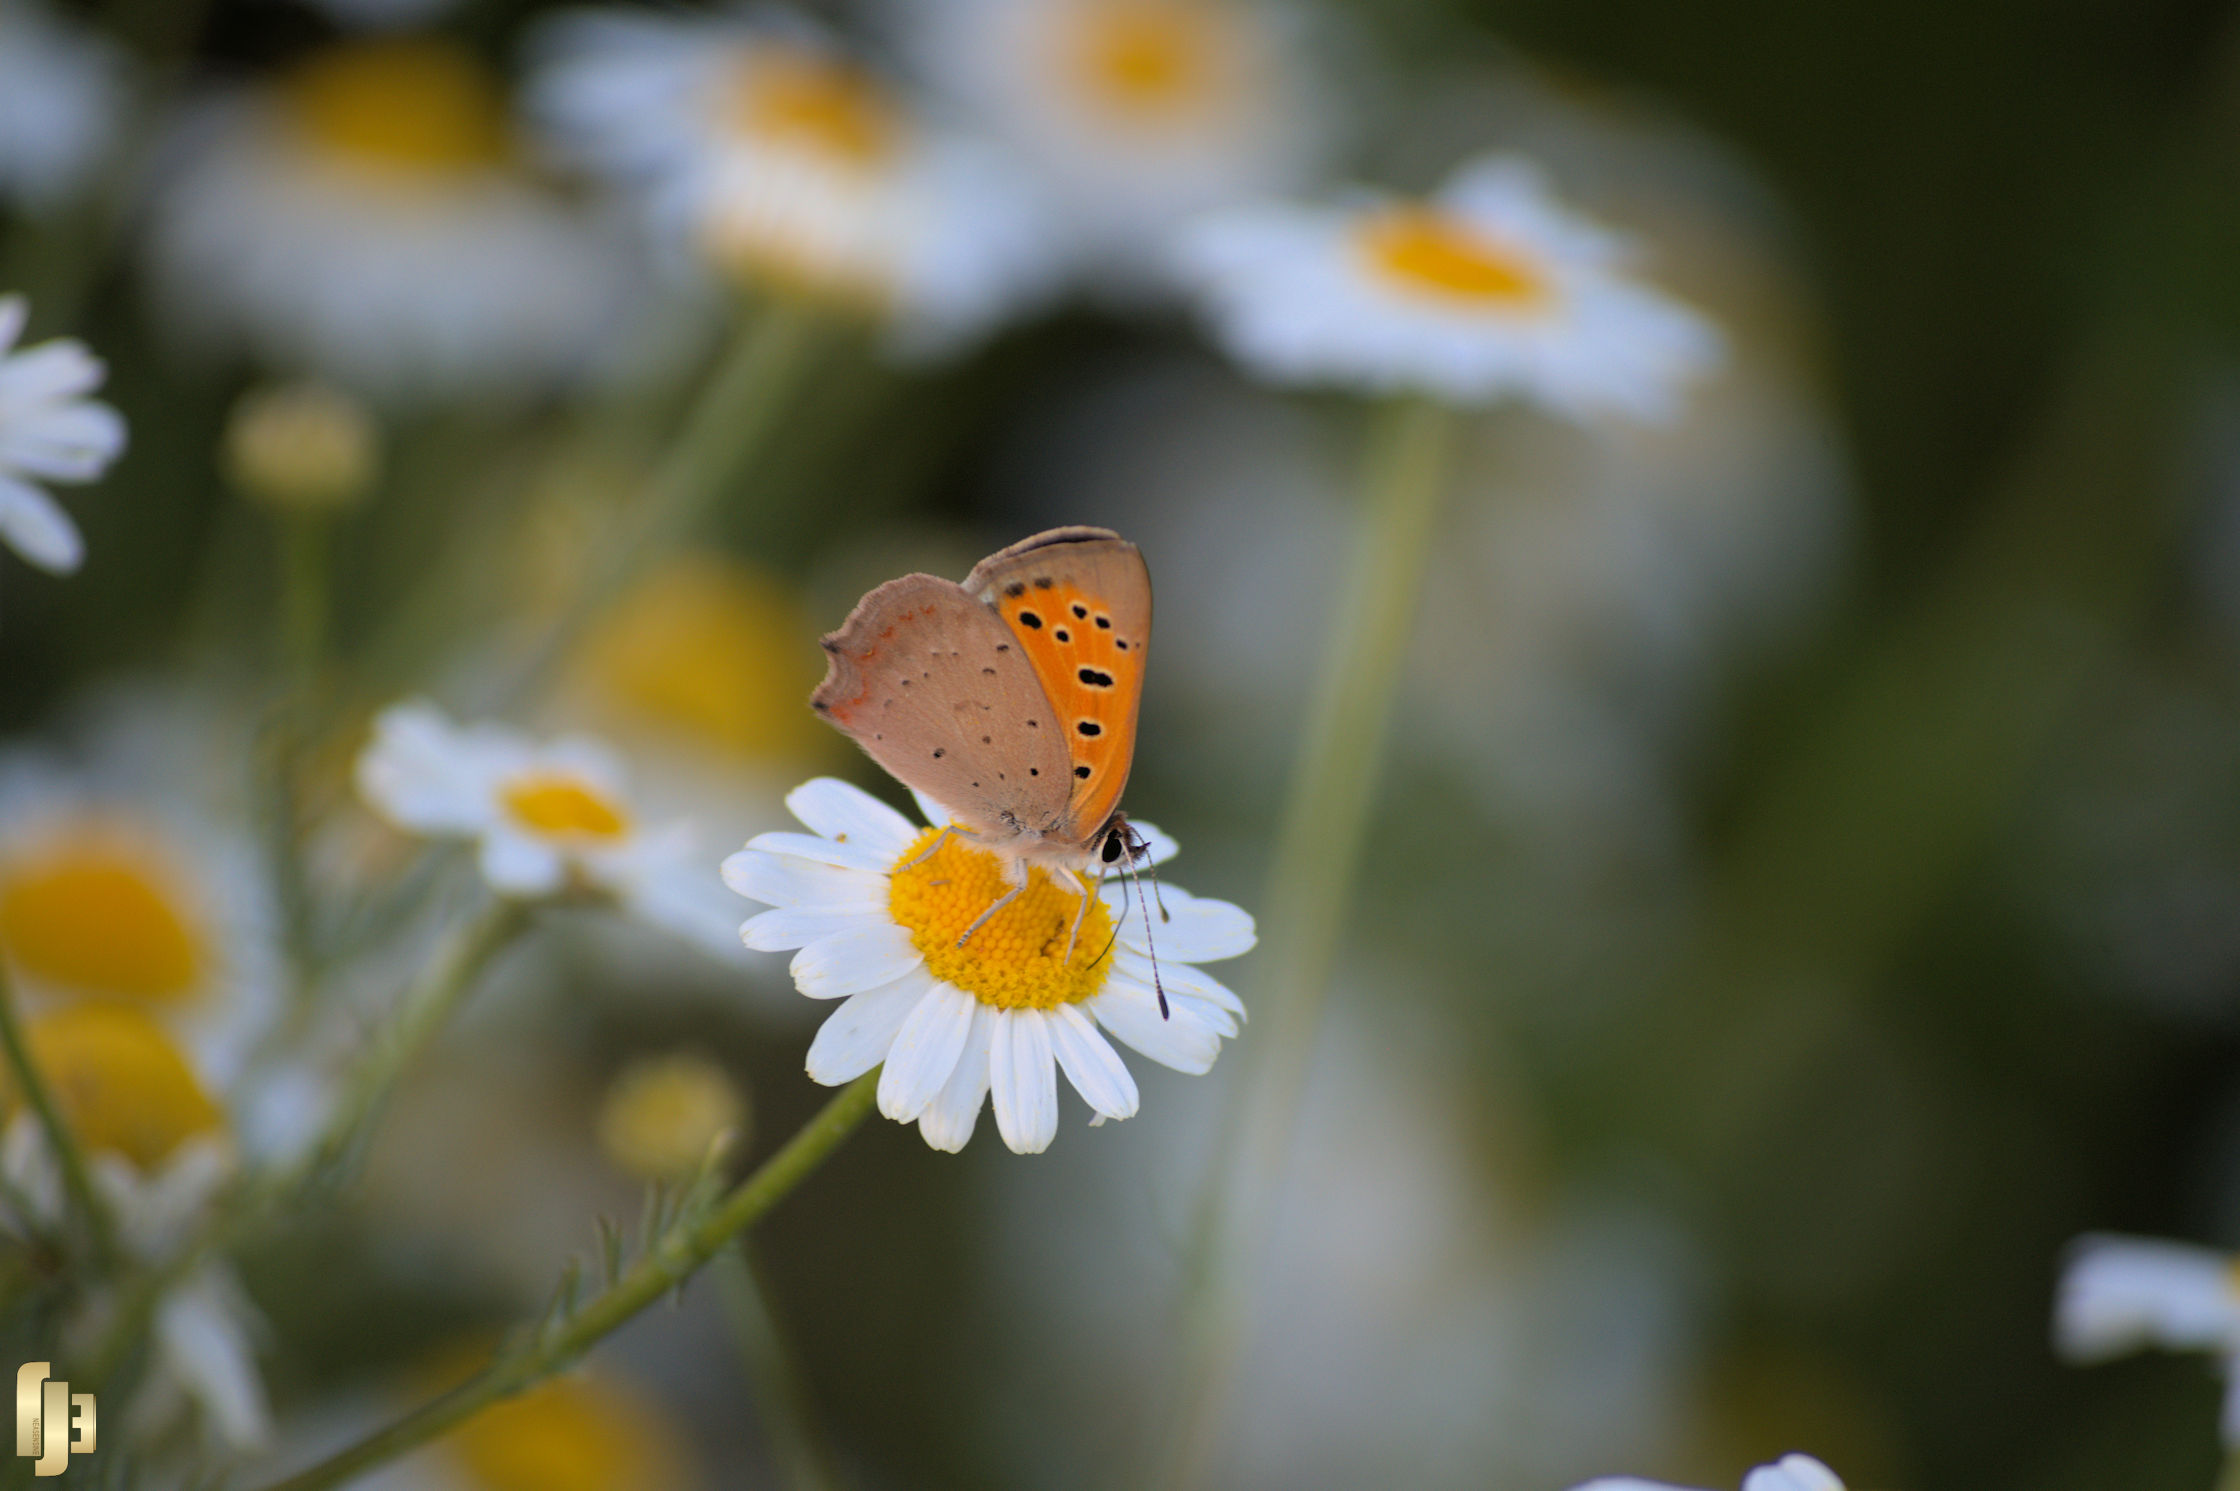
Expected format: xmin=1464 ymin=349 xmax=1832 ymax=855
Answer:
xmin=1125 ymin=851 xmax=1169 ymax=1020
xmin=1137 ymin=836 xmax=1172 ymax=923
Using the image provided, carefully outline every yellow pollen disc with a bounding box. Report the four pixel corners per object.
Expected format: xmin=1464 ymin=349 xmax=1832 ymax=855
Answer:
xmin=1071 ymin=1 xmax=1220 ymax=117
xmin=500 ymin=774 xmax=631 ymax=841
xmin=888 ymin=828 xmax=1114 ymax=1011
xmin=0 ymin=841 xmax=204 ymax=1003
xmin=728 ymin=50 xmax=899 ymax=165
xmin=16 ymin=1006 xmax=223 ymax=1169
xmin=1359 ymin=208 xmax=1551 ymax=307
xmin=285 ymin=39 xmax=511 ymax=174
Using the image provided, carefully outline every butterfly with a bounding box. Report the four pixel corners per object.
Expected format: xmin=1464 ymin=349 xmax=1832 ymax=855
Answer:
xmin=810 ymin=526 xmax=1158 ymax=964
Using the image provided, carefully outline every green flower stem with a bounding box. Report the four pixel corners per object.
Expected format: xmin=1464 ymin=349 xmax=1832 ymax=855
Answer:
xmin=1159 ymin=396 xmax=1460 ymax=1491
xmin=292 ymin=897 xmax=530 ymax=1189
xmin=254 ymin=1071 xmax=880 ymax=1491
xmin=278 ymin=511 xmax=333 ymax=688
xmin=0 ymin=961 xmax=116 ymax=1269
xmin=713 ymin=1240 xmax=845 ymax=1491
xmin=505 ymin=296 xmax=826 ymax=705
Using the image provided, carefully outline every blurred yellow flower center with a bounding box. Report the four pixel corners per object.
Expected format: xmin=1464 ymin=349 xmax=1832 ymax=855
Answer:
xmin=1360 ymin=209 xmax=1550 ymax=306
xmin=1072 ymin=2 xmax=1220 ymax=116
xmin=597 ymin=1051 xmax=746 ymax=1183
xmin=730 ymin=51 xmax=898 ymax=165
xmin=889 ymin=828 xmax=1114 ymax=1010
xmin=0 ymin=842 xmax=203 ymax=1002
xmin=17 ymin=1006 xmax=222 ymax=1169
xmin=450 ymin=1371 xmax=691 ymax=1491
xmin=501 ymin=774 xmax=631 ymax=840
xmin=286 ymin=40 xmax=511 ymax=174
xmin=576 ymin=557 xmax=828 ymax=762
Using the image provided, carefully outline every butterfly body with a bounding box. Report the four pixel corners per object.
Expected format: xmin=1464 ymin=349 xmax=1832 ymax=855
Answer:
xmin=811 ymin=527 xmax=1152 ymax=876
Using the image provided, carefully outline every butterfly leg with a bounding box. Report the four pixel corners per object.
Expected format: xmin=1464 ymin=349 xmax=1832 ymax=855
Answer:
xmin=895 ymin=823 xmax=959 ymax=873
xmin=1061 ymin=869 xmax=1103 ymax=966
xmin=955 ymin=858 xmax=1029 ymax=948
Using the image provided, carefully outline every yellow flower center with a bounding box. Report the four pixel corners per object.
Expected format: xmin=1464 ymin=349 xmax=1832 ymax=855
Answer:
xmin=728 ymin=50 xmax=899 ymax=166
xmin=573 ymin=556 xmax=830 ymax=762
xmin=888 ymin=828 xmax=1114 ymax=1010
xmin=1359 ymin=208 xmax=1551 ymax=307
xmin=500 ymin=774 xmax=631 ymax=841
xmin=285 ymin=39 xmax=511 ymax=175
xmin=0 ymin=839 xmax=204 ymax=1002
xmin=16 ymin=1006 xmax=222 ymax=1169
xmin=445 ymin=1369 xmax=692 ymax=1491
xmin=1070 ymin=1 xmax=1222 ymax=118
xmin=596 ymin=1052 xmax=746 ymax=1183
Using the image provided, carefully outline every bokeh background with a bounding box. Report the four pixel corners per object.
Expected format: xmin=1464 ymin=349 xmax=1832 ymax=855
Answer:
xmin=5 ymin=0 xmax=2240 ymax=1488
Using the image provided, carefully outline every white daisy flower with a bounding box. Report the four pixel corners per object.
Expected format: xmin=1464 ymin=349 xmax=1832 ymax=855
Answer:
xmin=722 ymin=777 xmax=1250 ymax=1155
xmin=0 ymin=294 xmax=125 ymax=576
xmin=526 ymin=7 xmax=1057 ymax=356
xmin=893 ymin=0 xmax=1328 ymax=289
xmin=0 ymin=1006 xmax=271 ymax=1454
xmin=141 ymin=39 xmax=639 ymax=403
xmin=354 ymin=700 xmax=745 ymax=962
xmin=1572 ymin=1453 xmax=1846 ymax=1491
xmin=0 ymin=729 xmax=281 ymax=1094
xmin=2056 ymin=1232 xmax=2240 ymax=1440
xmin=0 ymin=0 xmax=122 ymax=213
xmin=1175 ymin=153 xmax=1722 ymax=420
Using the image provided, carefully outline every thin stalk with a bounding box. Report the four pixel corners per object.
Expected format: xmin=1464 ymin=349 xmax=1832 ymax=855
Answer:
xmin=278 ymin=512 xmax=332 ymax=688
xmin=254 ymin=1072 xmax=880 ymax=1491
xmin=0 ymin=962 xmax=116 ymax=1268
xmin=502 ymin=297 xmax=825 ymax=706
xmin=713 ymin=1240 xmax=845 ymax=1491
xmin=1156 ymin=396 xmax=1459 ymax=1491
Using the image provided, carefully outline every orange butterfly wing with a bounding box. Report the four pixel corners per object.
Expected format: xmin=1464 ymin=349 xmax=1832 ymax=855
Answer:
xmin=963 ymin=528 xmax=1152 ymax=847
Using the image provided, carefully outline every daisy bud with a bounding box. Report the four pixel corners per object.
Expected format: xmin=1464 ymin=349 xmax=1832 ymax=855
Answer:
xmin=596 ymin=1051 xmax=748 ymax=1183
xmin=223 ymin=381 xmax=380 ymax=513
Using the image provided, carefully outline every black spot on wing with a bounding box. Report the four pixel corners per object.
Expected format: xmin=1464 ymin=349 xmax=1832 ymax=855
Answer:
xmin=1074 ymin=765 xmax=1092 ymax=779
xmin=1078 ymin=667 xmax=1115 ymax=688
xmin=1018 ymin=612 xmax=1042 ymax=629
xmin=1076 ymin=720 xmax=1102 ymax=737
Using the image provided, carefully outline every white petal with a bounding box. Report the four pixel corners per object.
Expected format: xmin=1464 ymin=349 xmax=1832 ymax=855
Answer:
xmin=1089 ymin=983 xmax=1224 ymax=1075
xmin=791 ymin=924 xmax=924 ymax=998
xmin=784 ymin=777 xmax=920 ymax=858
xmin=910 ymin=787 xmax=953 ymax=827
xmin=989 ymin=1008 xmax=1058 ymax=1154
xmin=623 ymin=853 xmax=751 ymax=962
xmin=0 ymin=297 xmax=23 ymax=352
xmin=2055 ymin=1234 xmax=2240 ymax=1360
xmin=1114 ymin=949 xmax=1245 ymax=1017
xmin=1744 ymin=1458 xmax=1846 ymax=1491
xmin=877 ymin=981 xmax=976 ymax=1122
xmin=1048 ymin=1004 xmax=1138 ymax=1121
xmin=744 ymin=829 xmax=899 ymax=874
xmin=354 ymin=701 xmax=506 ymax=834
xmin=155 ymin=1269 xmax=272 ymax=1453
xmin=0 ymin=476 xmax=82 ymax=573
xmin=741 ymin=904 xmax=890 ymax=952
xmin=806 ymin=973 xmax=932 ymax=1084
xmin=918 ymin=1004 xmax=994 ymax=1152
xmin=479 ymin=831 xmax=564 ymax=897
xmin=720 ymin=848 xmax=888 ymax=910
xmin=1110 ymin=885 xmax=1256 ymax=963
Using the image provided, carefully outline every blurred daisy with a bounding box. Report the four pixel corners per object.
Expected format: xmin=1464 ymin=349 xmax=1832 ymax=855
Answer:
xmin=0 ymin=1005 xmax=270 ymax=1453
xmin=723 ymin=777 xmax=1251 ymax=1154
xmin=2056 ymin=1233 xmax=2240 ymax=1440
xmin=0 ymin=737 xmax=280 ymax=1091
xmin=142 ymin=39 xmax=637 ymax=402
xmin=896 ymin=0 xmax=1327 ymax=286
xmin=1573 ymin=1455 xmax=1845 ymax=1491
xmin=0 ymin=294 xmax=125 ymax=576
xmin=354 ymin=700 xmax=744 ymax=961
xmin=596 ymin=1049 xmax=746 ymax=1183
xmin=526 ymin=8 xmax=1055 ymax=355
xmin=1176 ymin=154 xmax=1721 ymax=420
xmin=0 ymin=0 xmax=121 ymax=213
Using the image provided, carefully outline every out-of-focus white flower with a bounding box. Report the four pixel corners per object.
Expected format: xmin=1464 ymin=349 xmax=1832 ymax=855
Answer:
xmin=526 ymin=8 xmax=1056 ymax=356
xmin=1177 ymin=153 xmax=1721 ymax=419
xmin=0 ymin=1007 xmax=271 ymax=1454
xmin=2055 ymin=1233 xmax=2240 ymax=1442
xmin=0 ymin=294 xmax=125 ymax=575
xmin=0 ymin=0 xmax=121 ymax=213
xmin=0 ymin=735 xmax=280 ymax=1092
xmin=355 ymin=700 xmax=744 ymax=961
xmin=894 ymin=0 xmax=1327 ymax=288
xmin=1573 ymin=1455 xmax=1846 ymax=1491
xmin=142 ymin=39 xmax=638 ymax=403
xmin=723 ymin=777 xmax=1246 ymax=1154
